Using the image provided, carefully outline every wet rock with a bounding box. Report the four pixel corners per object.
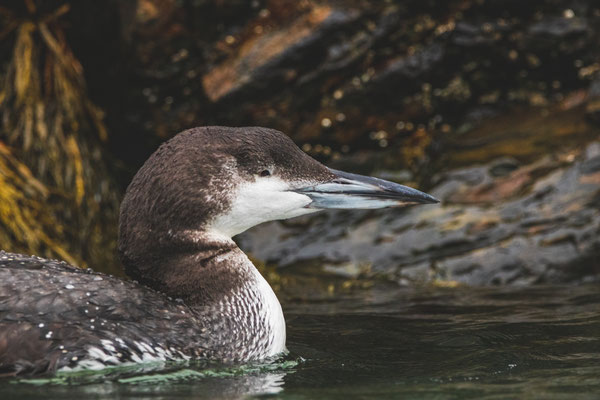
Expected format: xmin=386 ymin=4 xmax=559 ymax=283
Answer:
xmin=527 ymin=16 xmax=591 ymax=52
xmin=117 ymin=0 xmax=600 ymax=168
xmin=451 ymin=22 xmax=494 ymax=47
xmin=202 ymin=5 xmax=361 ymax=102
xmin=364 ymin=43 xmax=445 ymax=98
xmin=586 ymin=78 xmax=600 ymax=125
xmin=444 ymin=157 xmax=557 ymax=204
xmin=528 ymin=16 xmax=589 ymax=38
xmin=239 ymin=141 xmax=600 ymax=286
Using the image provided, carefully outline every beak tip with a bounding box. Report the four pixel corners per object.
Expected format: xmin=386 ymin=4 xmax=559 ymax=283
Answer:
xmin=408 ymin=193 xmax=439 ymax=205
xmin=427 ymin=195 xmax=441 ymax=204
xmin=399 ymin=186 xmax=439 ymax=205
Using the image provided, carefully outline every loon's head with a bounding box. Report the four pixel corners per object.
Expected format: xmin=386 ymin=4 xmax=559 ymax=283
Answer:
xmin=118 ymin=127 xmax=437 ymax=285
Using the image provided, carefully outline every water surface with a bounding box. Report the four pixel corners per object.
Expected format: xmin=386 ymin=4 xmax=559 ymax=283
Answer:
xmin=3 ymin=283 xmax=599 ymax=399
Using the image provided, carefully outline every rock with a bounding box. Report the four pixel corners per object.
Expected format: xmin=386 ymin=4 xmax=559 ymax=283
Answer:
xmin=119 ymin=0 xmax=600 ymax=161
xmin=528 ymin=16 xmax=589 ymax=38
xmin=451 ymin=22 xmax=494 ymax=47
xmin=202 ymin=5 xmax=360 ymax=102
xmin=527 ymin=16 xmax=591 ymax=51
xmin=239 ymin=141 xmax=600 ymax=286
xmin=586 ymin=78 xmax=600 ymax=125
xmin=364 ymin=43 xmax=445 ymax=98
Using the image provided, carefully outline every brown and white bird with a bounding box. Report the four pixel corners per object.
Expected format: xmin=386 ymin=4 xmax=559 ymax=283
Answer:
xmin=0 ymin=126 xmax=438 ymax=377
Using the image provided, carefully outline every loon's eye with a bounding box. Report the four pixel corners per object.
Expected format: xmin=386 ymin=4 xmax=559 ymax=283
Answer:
xmin=260 ymin=169 xmax=271 ymax=177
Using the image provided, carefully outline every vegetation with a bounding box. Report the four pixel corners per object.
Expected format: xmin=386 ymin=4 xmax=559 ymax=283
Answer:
xmin=0 ymin=1 xmax=118 ymax=271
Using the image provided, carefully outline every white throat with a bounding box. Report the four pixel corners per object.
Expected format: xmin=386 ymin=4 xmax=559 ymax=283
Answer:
xmin=208 ymin=176 xmax=319 ymax=238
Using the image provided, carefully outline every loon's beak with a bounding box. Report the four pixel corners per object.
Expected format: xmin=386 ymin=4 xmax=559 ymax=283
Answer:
xmin=294 ymin=168 xmax=439 ymax=210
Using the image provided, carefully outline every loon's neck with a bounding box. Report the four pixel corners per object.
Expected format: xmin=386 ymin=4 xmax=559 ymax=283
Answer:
xmin=194 ymin=247 xmax=287 ymax=360
xmin=121 ymin=231 xmax=286 ymax=361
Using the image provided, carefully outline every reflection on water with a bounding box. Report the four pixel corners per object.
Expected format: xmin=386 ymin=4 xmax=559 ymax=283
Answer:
xmin=2 ymin=284 xmax=600 ymax=399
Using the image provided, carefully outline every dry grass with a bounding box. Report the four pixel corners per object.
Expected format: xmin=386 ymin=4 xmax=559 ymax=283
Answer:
xmin=0 ymin=142 xmax=77 ymax=265
xmin=0 ymin=2 xmax=119 ymax=271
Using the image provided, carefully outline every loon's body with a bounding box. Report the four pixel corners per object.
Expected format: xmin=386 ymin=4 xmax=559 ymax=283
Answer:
xmin=0 ymin=248 xmax=282 ymax=375
xmin=0 ymin=127 xmax=437 ymax=377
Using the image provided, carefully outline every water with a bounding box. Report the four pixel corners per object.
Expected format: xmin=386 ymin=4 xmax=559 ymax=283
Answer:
xmin=2 ymin=283 xmax=599 ymax=399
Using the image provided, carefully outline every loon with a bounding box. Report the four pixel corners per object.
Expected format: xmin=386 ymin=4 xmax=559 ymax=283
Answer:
xmin=0 ymin=126 xmax=438 ymax=377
